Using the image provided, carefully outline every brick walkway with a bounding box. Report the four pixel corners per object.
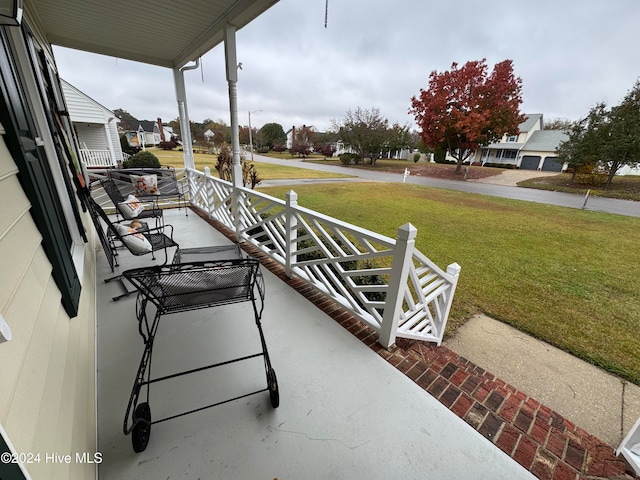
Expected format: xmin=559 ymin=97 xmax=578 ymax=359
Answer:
xmin=197 ymin=209 xmax=638 ymax=480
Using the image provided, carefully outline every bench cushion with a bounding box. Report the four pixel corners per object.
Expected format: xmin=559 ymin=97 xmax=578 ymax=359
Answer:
xmin=114 ymin=223 xmax=152 ymax=254
xmin=130 ymin=174 xmax=159 ymax=195
xmin=118 ymin=194 xmax=145 ymax=219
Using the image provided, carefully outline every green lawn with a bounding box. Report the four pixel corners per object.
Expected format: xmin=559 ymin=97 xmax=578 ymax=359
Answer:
xmin=519 ymin=173 xmax=640 ymax=201
xmin=257 ymin=182 xmax=640 ymax=385
xmin=148 ymin=148 xmax=352 ymax=181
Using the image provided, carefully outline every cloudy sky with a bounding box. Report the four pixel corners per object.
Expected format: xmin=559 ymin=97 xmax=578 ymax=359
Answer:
xmin=54 ymin=0 xmax=640 ymax=133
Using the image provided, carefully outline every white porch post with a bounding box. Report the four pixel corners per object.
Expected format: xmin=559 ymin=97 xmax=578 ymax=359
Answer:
xmin=285 ymin=190 xmax=298 ymax=277
xmin=224 ymin=24 xmax=242 ymax=189
xmin=104 ymin=118 xmax=118 ymax=166
xmin=224 ymin=23 xmax=243 ymax=241
xmin=378 ymin=223 xmax=417 ymax=349
xmin=173 ymin=65 xmax=196 ymax=170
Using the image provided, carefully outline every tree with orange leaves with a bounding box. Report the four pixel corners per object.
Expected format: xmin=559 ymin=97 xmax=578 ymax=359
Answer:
xmin=410 ymin=59 xmax=525 ymax=174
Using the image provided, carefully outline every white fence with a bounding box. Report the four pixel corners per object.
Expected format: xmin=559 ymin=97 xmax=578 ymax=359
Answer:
xmin=80 ymin=149 xmax=116 ymax=167
xmin=186 ymin=167 xmax=461 ymax=347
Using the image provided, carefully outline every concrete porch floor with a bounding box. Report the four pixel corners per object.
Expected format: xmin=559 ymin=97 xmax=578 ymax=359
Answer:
xmin=95 ymin=208 xmax=534 ymax=480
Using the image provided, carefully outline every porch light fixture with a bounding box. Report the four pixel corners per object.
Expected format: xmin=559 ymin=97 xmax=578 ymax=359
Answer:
xmin=0 ymin=0 xmax=23 ymax=26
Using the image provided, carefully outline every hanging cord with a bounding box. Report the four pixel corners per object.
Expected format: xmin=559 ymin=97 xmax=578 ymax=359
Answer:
xmin=200 ymin=57 xmax=204 ymax=83
xmin=324 ymin=0 xmax=328 ymax=28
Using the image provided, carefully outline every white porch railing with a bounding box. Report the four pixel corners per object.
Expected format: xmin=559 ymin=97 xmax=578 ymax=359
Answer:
xmin=186 ymin=167 xmax=461 ymax=348
xmin=80 ymin=149 xmax=116 ymax=167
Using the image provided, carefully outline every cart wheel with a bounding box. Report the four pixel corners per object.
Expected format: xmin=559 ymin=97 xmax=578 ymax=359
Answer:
xmin=132 ymin=402 xmax=151 ymax=453
xmin=267 ymin=368 xmax=279 ymax=408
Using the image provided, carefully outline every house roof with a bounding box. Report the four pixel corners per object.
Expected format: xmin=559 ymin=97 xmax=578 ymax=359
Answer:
xmin=137 ymin=120 xmax=156 ymax=133
xmin=26 ymin=0 xmax=280 ymax=69
xmin=519 ymin=113 xmax=543 ymax=133
xmin=522 ymin=130 xmax=569 ymax=152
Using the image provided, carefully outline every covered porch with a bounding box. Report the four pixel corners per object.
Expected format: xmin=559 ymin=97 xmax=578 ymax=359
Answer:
xmin=96 ymin=207 xmax=534 ymax=479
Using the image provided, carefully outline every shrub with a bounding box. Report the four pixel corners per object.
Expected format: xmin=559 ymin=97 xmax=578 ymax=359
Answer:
xmin=574 ymin=164 xmax=608 ymax=186
xmin=123 ymin=150 xmax=161 ymax=168
xmin=158 ymin=140 xmax=177 ymax=150
xmin=215 ymin=145 xmax=233 ymax=181
xmin=272 ymin=143 xmax=287 ymax=152
xmin=256 ymin=146 xmax=270 ymax=154
xmin=315 ymin=143 xmax=336 ymax=158
xmin=215 ymin=144 xmax=262 ymax=188
xmin=433 ymin=147 xmax=454 ymax=164
xmin=242 ymin=161 xmax=263 ymax=188
xmin=339 ymin=153 xmax=360 ymax=165
xmin=413 ymin=153 xmax=421 ymax=163
xmin=483 ymin=162 xmax=515 ymax=169
xmin=290 ymin=143 xmax=312 ymax=157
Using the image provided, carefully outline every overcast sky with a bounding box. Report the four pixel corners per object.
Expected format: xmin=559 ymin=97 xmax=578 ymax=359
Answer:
xmin=53 ymin=0 xmax=640 ymax=133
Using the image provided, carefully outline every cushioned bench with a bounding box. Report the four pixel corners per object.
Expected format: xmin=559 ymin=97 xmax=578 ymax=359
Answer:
xmin=107 ymin=166 xmax=188 ymax=214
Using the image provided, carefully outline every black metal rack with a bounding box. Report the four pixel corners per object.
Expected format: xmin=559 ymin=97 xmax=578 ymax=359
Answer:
xmin=121 ymin=256 xmax=278 ymax=452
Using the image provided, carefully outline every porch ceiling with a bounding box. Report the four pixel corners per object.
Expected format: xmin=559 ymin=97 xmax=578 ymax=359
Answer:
xmin=26 ymin=0 xmax=279 ymax=68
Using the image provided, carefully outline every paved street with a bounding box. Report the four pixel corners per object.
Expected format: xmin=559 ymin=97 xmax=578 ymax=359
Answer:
xmin=253 ymin=153 xmax=640 ymax=218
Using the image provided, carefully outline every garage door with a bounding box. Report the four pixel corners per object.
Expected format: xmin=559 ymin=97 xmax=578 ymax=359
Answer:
xmin=542 ymin=156 xmax=563 ymax=172
xmin=520 ymin=156 xmax=540 ymax=170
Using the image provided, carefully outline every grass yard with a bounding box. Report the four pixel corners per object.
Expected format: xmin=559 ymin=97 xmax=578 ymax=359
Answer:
xmin=147 ymin=148 xmax=352 ymax=181
xmin=519 ymin=173 xmax=640 ymax=201
xmin=257 ymin=181 xmax=640 ymax=385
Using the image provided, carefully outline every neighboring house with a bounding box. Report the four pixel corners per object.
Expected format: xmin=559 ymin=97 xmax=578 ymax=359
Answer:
xmin=474 ymin=114 xmax=569 ymax=171
xmin=136 ymin=120 xmax=159 ymax=146
xmin=517 ymin=129 xmax=568 ymax=172
xmin=286 ymin=124 xmax=318 ymax=149
xmin=0 ymin=1 xmax=277 ymax=478
xmin=128 ymin=118 xmax=173 ymax=148
xmin=616 ymin=164 xmax=640 ymax=176
xmin=61 ymin=79 xmax=123 ymax=167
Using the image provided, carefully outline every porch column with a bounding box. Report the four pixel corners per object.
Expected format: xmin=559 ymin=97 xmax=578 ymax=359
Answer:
xmin=173 ymin=65 xmax=196 ymax=170
xmin=105 ymin=118 xmax=118 ymax=166
xmin=224 ymin=23 xmax=242 ymax=189
xmin=378 ymin=223 xmax=417 ymax=349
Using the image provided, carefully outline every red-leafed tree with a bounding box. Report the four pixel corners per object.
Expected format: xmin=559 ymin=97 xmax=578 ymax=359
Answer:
xmin=410 ymin=59 xmax=525 ymax=173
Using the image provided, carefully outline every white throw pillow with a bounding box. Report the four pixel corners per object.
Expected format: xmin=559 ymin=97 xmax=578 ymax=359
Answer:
xmin=118 ymin=194 xmax=145 ymax=219
xmin=114 ymin=223 xmax=152 ymax=254
xmin=130 ymin=174 xmax=159 ymax=195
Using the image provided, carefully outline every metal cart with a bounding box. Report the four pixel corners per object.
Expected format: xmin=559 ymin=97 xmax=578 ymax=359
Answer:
xmin=121 ymin=255 xmax=278 ymax=453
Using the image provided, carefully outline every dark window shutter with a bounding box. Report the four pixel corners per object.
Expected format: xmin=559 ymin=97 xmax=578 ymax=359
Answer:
xmin=0 ymin=27 xmax=80 ymax=317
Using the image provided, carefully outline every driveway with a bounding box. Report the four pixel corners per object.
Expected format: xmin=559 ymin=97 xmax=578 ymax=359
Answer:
xmin=468 ymin=169 xmax=560 ymax=186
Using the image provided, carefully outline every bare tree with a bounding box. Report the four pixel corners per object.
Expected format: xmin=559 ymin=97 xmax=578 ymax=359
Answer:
xmin=332 ymin=107 xmax=390 ymax=166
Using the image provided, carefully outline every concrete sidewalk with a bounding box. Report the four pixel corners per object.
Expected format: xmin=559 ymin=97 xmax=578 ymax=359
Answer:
xmin=443 ymin=314 xmax=640 ymax=448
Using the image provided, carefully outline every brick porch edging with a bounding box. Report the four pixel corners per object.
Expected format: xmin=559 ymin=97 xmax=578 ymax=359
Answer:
xmin=193 ymin=208 xmax=637 ymax=480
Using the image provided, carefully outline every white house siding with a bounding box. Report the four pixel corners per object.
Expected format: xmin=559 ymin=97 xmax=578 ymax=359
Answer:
xmin=617 ymin=164 xmax=640 ymax=176
xmin=1 ymin=99 xmax=97 ymax=480
xmin=62 ymin=80 xmax=111 ymax=124
xmin=75 ymin=124 xmax=109 ymax=150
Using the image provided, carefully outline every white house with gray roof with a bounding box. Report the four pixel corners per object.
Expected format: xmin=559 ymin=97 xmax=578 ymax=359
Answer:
xmin=474 ymin=114 xmax=569 ymax=171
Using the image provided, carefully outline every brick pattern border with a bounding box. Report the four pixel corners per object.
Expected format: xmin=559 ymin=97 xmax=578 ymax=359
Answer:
xmin=193 ymin=208 xmax=637 ymax=480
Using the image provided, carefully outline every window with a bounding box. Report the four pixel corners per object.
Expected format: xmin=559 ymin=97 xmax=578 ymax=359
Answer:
xmin=506 ymin=135 xmax=518 ymax=143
